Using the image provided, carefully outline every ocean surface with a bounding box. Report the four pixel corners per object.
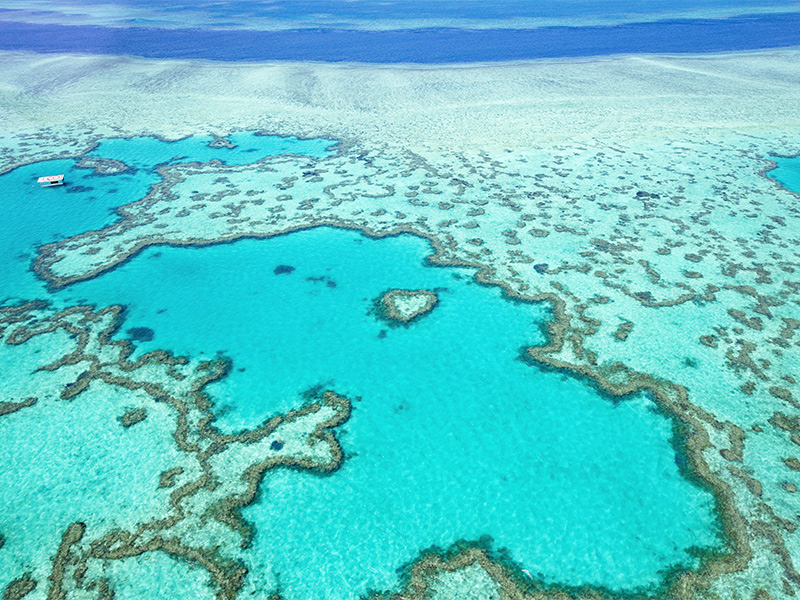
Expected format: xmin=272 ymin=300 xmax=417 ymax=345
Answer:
xmin=2 ymin=13 xmax=800 ymax=62
xmin=0 ymin=134 xmax=723 ymax=599
xmin=3 ymin=0 xmax=800 ymax=30
xmin=5 ymin=0 xmax=799 ymax=24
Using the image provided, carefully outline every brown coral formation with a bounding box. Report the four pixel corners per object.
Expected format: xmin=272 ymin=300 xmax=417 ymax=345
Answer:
xmin=0 ymin=302 xmax=352 ymax=600
xmin=0 ymin=397 xmax=37 ymax=418
xmin=75 ymin=157 xmax=130 ymax=176
xmin=379 ymin=289 xmax=439 ymax=323
xmin=2 ymin=575 xmax=36 ymax=600
xmin=119 ymin=407 xmax=147 ymax=427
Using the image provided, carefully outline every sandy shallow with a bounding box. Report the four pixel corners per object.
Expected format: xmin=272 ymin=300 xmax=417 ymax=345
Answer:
xmin=2 ymin=49 xmax=800 ymax=160
xmin=2 ymin=48 xmax=800 ymax=600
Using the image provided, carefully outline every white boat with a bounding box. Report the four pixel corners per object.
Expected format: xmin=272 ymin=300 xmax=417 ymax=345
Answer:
xmin=37 ymin=174 xmax=64 ymax=187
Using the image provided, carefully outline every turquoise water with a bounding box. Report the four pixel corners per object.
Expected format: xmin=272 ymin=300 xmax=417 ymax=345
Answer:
xmin=0 ymin=132 xmax=335 ymax=303
xmin=770 ymin=154 xmax=800 ymax=193
xmin=1 ymin=134 xmax=723 ymax=599
xmin=0 ymin=158 xmax=137 ymax=302
xmin=62 ymin=226 xmax=722 ymax=598
xmin=86 ymin=132 xmax=336 ymax=170
xmin=0 ymin=362 xmax=186 ymax=593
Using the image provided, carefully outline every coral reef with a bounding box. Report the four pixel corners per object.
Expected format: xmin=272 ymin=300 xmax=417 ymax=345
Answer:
xmin=378 ymin=289 xmax=438 ymax=323
xmin=24 ymin=134 xmax=800 ymax=599
xmin=0 ymin=302 xmax=351 ymax=600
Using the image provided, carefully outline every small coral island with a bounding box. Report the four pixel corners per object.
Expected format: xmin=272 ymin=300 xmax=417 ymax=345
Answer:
xmin=378 ymin=289 xmax=438 ymax=324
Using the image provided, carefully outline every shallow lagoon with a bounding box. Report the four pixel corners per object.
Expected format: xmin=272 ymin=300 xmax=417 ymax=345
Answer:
xmin=0 ymin=132 xmax=335 ymax=303
xmin=62 ymin=225 xmax=722 ymax=598
xmin=770 ymin=154 xmax=800 ymax=195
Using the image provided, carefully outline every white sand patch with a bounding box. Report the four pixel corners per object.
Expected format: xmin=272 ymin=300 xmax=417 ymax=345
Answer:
xmin=391 ymin=292 xmax=431 ymax=319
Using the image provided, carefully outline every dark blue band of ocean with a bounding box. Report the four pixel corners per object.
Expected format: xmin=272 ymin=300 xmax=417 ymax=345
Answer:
xmin=1 ymin=13 xmax=800 ymax=62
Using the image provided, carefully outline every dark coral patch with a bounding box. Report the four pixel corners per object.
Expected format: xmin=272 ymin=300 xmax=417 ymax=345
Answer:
xmin=274 ymin=265 xmax=296 ymax=275
xmin=120 ymin=408 xmax=147 ymax=428
xmin=126 ymin=327 xmax=155 ymax=342
xmin=2 ymin=574 xmax=37 ymax=600
xmin=65 ymin=185 xmax=93 ymax=194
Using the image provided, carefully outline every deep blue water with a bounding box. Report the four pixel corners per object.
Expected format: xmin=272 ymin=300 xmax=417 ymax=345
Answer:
xmin=3 ymin=0 xmax=797 ymax=27
xmin=2 ymin=13 xmax=800 ymax=62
